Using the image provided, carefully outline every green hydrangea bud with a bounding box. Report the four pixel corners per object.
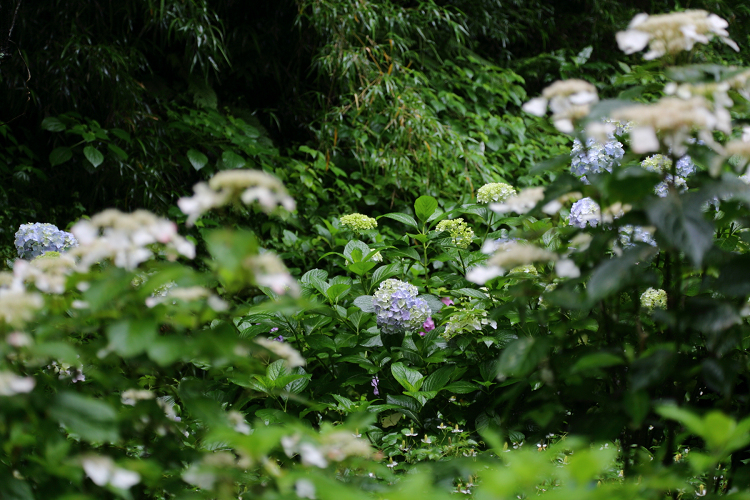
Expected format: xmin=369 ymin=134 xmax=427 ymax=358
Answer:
xmin=477 ymin=183 xmax=516 ymax=204
xmin=641 ymin=155 xmax=672 ymax=174
xmin=435 ymin=218 xmax=474 ymax=249
xmin=640 ymin=288 xmax=667 ymax=311
xmin=340 ymin=213 xmax=378 ymax=232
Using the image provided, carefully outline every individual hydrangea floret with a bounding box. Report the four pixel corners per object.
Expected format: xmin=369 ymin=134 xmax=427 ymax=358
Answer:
xmin=619 ymin=225 xmax=657 ymax=248
xmin=340 ymin=213 xmax=378 ymax=232
xmin=568 ymin=197 xmax=602 ymax=228
xmin=15 ymin=223 xmax=78 ymax=259
xmin=640 ymin=288 xmax=667 ymax=311
xmin=477 ymin=183 xmax=516 ymax=204
xmin=570 ymin=135 xmax=624 ymax=182
xmin=616 ymin=10 xmax=739 ymax=60
xmin=435 ymin=218 xmax=474 ymax=249
xmin=373 ymin=279 xmax=431 ymax=335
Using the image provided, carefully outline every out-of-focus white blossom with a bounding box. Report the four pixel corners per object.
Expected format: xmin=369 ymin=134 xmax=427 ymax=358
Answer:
xmin=0 ymin=287 xmax=44 ymax=328
xmin=468 ymin=240 xmax=556 ymax=284
xmin=616 ymin=11 xmax=738 ymax=60
xmin=0 ymin=371 xmax=35 ymax=395
xmin=244 ymin=253 xmax=300 ymax=297
xmin=611 ymin=97 xmax=718 ymax=155
xmin=281 ymin=431 xmax=373 ymax=468
xmin=523 ymin=80 xmax=598 ymax=133
xmin=179 ymin=169 xmax=296 ymax=226
xmin=70 ymin=209 xmax=195 ymax=271
xmin=145 ymin=285 xmax=228 ymax=311
xmin=490 ymin=187 xmax=545 ymax=215
xmin=81 ymin=455 xmax=141 ymax=490
xmin=13 ymin=253 xmax=76 ymax=294
xmin=641 ymin=288 xmax=667 ymax=311
xmin=255 ymin=337 xmax=306 ymax=367
xmin=121 ymin=389 xmax=155 ymax=406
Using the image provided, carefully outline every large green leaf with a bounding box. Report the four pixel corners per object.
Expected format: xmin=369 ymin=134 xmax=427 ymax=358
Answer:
xmin=379 ymin=213 xmax=419 ymax=230
xmin=49 ymin=146 xmax=72 ymax=167
xmin=391 ymin=362 xmax=424 ymax=392
xmin=414 ymin=195 xmax=438 ymax=222
xmin=187 ymin=149 xmax=209 ymax=171
xmin=587 ymin=245 xmax=657 ymax=303
xmin=50 ymin=392 xmax=118 ymax=443
xmin=83 ymin=145 xmax=104 ymax=168
xmin=646 ymin=192 xmax=714 ymax=267
xmin=41 ymin=117 xmax=66 ymax=132
xmin=107 ymin=318 xmax=158 ymax=357
xmin=421 ymin=365 xmax=454 ymax=392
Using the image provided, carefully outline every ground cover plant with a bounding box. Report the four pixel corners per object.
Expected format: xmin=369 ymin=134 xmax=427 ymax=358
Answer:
xmin=7 ymin=3 xmax=750 ymax=500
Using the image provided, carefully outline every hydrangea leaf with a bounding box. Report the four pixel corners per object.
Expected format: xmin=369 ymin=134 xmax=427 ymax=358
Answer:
xmin=49 ymin=146 xmax=73 ymax=167
xmin=83 ymin=145 xmax=104 ymax=168
xmin=646 ymin=191 xmax=714 ymax=267
xmin=353 ymin=295 xmax=375 ymax=313
xmin=187 ymin=149 xmax=209 ymax=171
xmin=414 ymin=195 xmax=438 ymax=222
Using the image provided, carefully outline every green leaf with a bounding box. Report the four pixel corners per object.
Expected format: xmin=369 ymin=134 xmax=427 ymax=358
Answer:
xmin=646 ymin=192 xmax=714 ymax=267
xmin=353 ymin=295 xmax=375 ymax=313
xmin=587 ymin=245 xmax=657 ymax=303
xmin=414 ymin=195 xmax=438 ymax=222
xmin=497 ymin=337 xmax=549 ymax=379
xmin=49 ymin=146 xmax=72 ymax=167
xmin=372 ymin=264 xmax=400 ymax=285
xmin=221 ymin=150 xmax=246 ymax=170
xmin=443 ymin=381 xmax=480 ymax=394
xmin=107 ymin=143 xmax=128 ymax=160
xmin=41 ymin=117 xmax=66 ymax=132
xmin=107 ymin=318 xmax=158 ymax=357
xmin=344 ymin=240 xmax=371 ymax=263
xmin=187 ymin=149 xmax=209 ymax=171
xmin=630 ymin=348 xmax=676 ymax=392
xmin=420 ymin=294 xmax=444 ymax=314
xmin=391 ymin=362 xmax=424 ymax=392
xmin=570 ymin=352 xmax=623 ymax=373
xmin=379 ymin=213 xmax=419 ymax=230
xmin=49 ymin=392 xmax=118 ymax=443
xmin=326 ymin=283 xmax=351 ymax=303
xmin=421 ymin=365 xmax=454 ymax=392
xmin=83 ymin=145 xmax=104 ymax=168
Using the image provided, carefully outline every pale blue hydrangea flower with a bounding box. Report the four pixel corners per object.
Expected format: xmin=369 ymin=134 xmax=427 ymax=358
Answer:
xmin=568 ymin=197 xmax=601 ymax=228
xmin=676 ymin=155 xmax=696 ymax=177
xmin=619 ymin=225 xmax=656 ymax=248
xmin=373 ymin=279 xmax=431 ymax=334
xmin=15 ymin=223 xmax=78 ymax=259
xmin=642 ymin=154 xmax=694 ymax=198
xmin=654 ymin=175 xmax=688 ymax=198
xmin=570 ymin=135 xmax=624 ymax=182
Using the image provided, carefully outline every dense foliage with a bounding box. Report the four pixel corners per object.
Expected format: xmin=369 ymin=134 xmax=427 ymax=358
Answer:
xmin=7 ymin=1 xmax=750 ymax=499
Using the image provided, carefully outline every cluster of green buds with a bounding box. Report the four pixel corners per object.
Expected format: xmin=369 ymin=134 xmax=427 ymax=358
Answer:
xmin=435 ymin=218 xmax=474 ymax=249
xmin=476 ymin=182 xmax=516 ymax=204
xmin=340 ymin=213 xmax=378 ymax=232
xmin=640 ymin=288 xmax=667 ymax=311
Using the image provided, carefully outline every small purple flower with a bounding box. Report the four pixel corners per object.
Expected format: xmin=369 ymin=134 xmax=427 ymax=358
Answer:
xmin=273 ymin=335 xmax=284 ymax=342
xmin=419 ymin=317 xmax=435 ymax=336
xmin=441 ymin=297 xmax=454 ymax=307
xmin=371 ymin=376 xmax=380 ymax=396
xmin=270 ymin=327 xmax=279 ymax=333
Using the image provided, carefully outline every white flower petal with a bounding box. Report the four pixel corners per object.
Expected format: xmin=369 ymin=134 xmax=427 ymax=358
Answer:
xmin=555 ymin=259 xmax=581 ymax=278
xmin=522 ymin=97 xmax=548 ymax=117
xmin=616 ymin=30 xmax=650 ymax=54
xmin=630 ymin=126 xmax=660 ymax=154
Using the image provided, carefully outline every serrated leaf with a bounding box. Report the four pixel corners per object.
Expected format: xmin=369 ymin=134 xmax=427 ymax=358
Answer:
xmin=301 ymin=269 xmax=328 ymax=284
xmin=49 ymin=146 xmax=72 ymax=167
xmin=454 ymin=288 xmax=489 ymax=299
xmin=326 ymin=283 xmax=351 ymax=303
xmin=421 ymin=365 xmax=454 ymax=392
xmin=83 ymin=145 xmax=104 ymax=168
xmin=420 ymin=294 xmax=443 ymax=314
xmin=187 ymin=149 xmax=208 ymax=171
xmin=372 ymin=264 xmax=400 ymax=285
xmin=391 ymin=362 xmax=424 ymax=392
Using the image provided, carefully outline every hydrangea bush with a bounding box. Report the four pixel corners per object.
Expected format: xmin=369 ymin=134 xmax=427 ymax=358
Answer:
xmin=14 ymin=222 xmax=78 ymax=259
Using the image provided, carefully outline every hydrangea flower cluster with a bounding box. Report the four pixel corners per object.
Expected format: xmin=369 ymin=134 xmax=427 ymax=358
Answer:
xmin=568 ymin=197 xmax=602 ymax=228
xmin=616 ymin=10 xmax=738 ymax=60
xmin=570 ymin=135 xmax=624 ymax=182
xmin=641 ymin=154 xmax=694 ymax=197
xmin=70 ymin=209 xmax=195 ymax=271
xmin=443 ymin=303 xmax=496 ymax=339
xmin=178 ymin=169 xmax=296 ymax=226
xmin=435 ymin=218 xmax=474 ymax=248
xmin=522 ymin=79 xmax=599 ymax=133
xmin=618 ymin=225 xmax=657 ymax=248
xmin=340 ymin=213 xmax=378 ymax=232
xmin=15 ymin=223 xmax=78 ymax=259
xmin=640 ymin=288 xmax=667 ymax=311
xmin=476 ymin=183 xmax=516 ymax=204
xmin=373 ymin=279 xmax=431 ymax=335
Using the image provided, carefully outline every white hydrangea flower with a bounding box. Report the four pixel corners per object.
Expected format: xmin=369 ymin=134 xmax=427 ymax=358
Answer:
xmin=0 ymin=371 xmax=36 ymax=395
xmin=340 ymin=213 xmax=378 ymax=232
xmin=435 ymin=218 xmax=474 ymax=248
xmin=245 ymin=252 xmax=300 ymax=297
xmin=13 ymin=253 xmax=77 ymax=294
xmin=490 ymin=187 xmax=545 ymax=215
xmin=70 ymin=209 xmax=195 ymax=271
xmin=0 ymin=287 xmax=44 ymax=328
xmin=81 ymin=455 xmax=141 ymax=490
xmin=641 ymin=288 xmax=667 ymax=311
xmin=523 ymin=80 xmax=598 ymax=133
xmin=255 ymin=337 xmax=306 ymax=367
xmin=179 ymin=169 xmax=296 ymax=226
xmin=121 ymin=389 xmax=155 ymax=406
xmin=476 ymin=183 xmax=516 ymax=203
xmin=616 ymin=10 xmax=738 ymax=60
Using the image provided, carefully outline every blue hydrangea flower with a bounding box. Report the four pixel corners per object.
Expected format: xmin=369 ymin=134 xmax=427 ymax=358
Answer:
xmin=619 ymin=225 xmax=657 ymax=248
xmin=570 ymin=135 xmax=624 ymax=182
xmin=15 ymin=223 xmax=78 ymax=259
xmin=568 ymin=197 xmax=601 ymax=228
xmin=373 ymin=279 xmax=431 ymax=335
xmin=676 ymin=155 xmax=696 ymax=177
